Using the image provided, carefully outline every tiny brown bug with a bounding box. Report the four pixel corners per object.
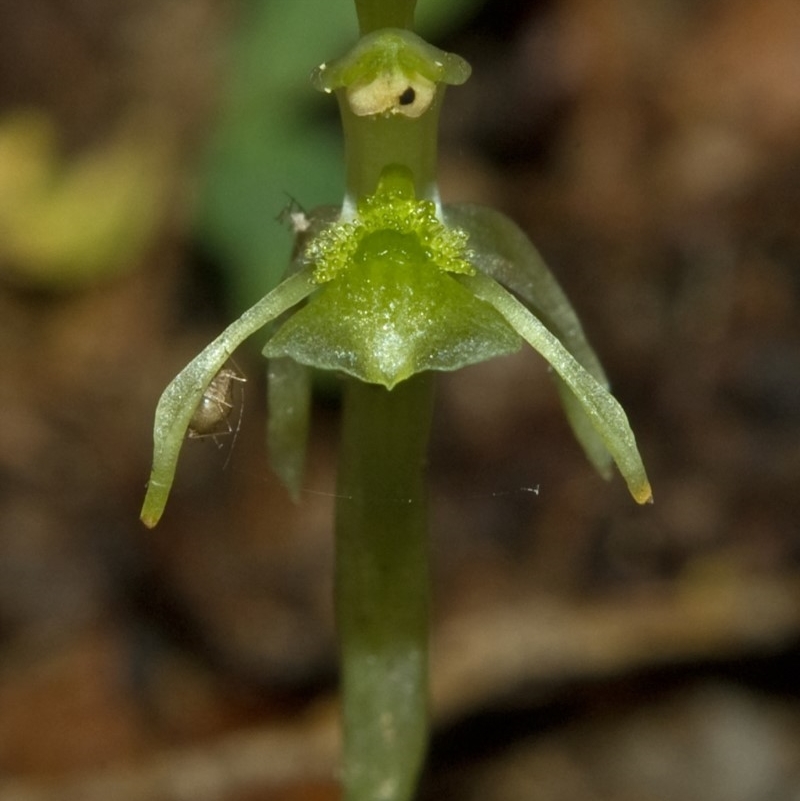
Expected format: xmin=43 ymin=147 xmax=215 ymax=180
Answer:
xmin=188 ymin=366 xmax=246 ymax=442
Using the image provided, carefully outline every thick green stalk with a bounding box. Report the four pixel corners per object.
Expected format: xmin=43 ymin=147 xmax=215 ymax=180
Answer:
xmin=340 ymin=95 xmax=443 ymax=203
xmin=329 ymin=8 xmax=454 ymax=799
xmin=355 ymin=0 xmax=416 ymax=34
xmin=335 ymin=374 xmax=434 ymax=801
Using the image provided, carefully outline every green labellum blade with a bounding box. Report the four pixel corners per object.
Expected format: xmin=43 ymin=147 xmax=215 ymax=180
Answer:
xmin=265 ymin=255 xmax=520 ymax=389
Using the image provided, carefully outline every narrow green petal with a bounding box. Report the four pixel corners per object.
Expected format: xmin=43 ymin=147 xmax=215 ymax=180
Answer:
xmin=266 ymin=357 xmax=312 ymax=500
xmin=445 ymin=205 xmax=603 ymax=373
xmin=446 ymin=203 xmax=613 ymax=477
xmin=141 ymin=268 xmax=317 ymax=528
xmin=459 ymin=272 xmax=652 ymax=504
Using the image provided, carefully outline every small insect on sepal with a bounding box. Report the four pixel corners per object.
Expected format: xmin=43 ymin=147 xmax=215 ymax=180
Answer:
xmin=188 ymin=366 xmax=246 ymax=443
xmin=141 ymin=267 xmax=316 ymax=528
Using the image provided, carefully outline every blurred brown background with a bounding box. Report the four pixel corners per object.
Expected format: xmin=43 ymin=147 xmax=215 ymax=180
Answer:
xmin=1 ymin=1 xmax=799 ymax=799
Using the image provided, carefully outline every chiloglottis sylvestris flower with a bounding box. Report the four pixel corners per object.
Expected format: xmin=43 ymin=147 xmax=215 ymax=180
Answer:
xmin=140 ymin=28 xmax=651 ymax=528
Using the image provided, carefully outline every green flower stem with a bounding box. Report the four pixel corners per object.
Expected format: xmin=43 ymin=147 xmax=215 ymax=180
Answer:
xmin=355 ymin=0 xmax=416 ymax=35
xmin=340 ymin=100 xmax=442 ymax=203
xmin=335 ymin=373 xmax=435 ymax=801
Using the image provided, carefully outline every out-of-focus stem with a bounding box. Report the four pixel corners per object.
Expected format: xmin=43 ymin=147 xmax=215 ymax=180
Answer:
xmin=354 ymin=0 xmax=416 ymax=34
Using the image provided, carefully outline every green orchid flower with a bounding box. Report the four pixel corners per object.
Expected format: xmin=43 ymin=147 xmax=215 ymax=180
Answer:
xmin=141 ymin=28 xmax=649 ymax=527
xmin=141 ymin=16 xmax=651 ymax=801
